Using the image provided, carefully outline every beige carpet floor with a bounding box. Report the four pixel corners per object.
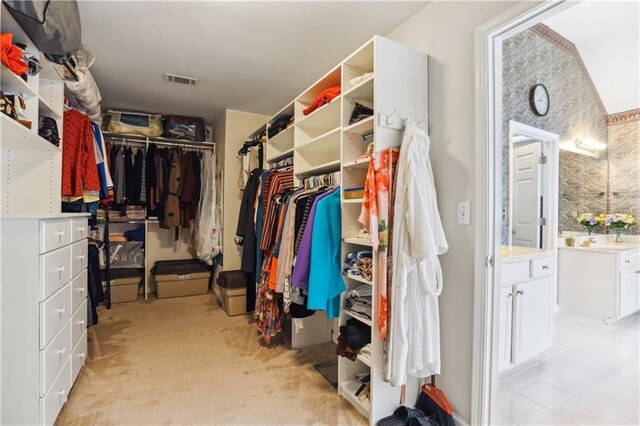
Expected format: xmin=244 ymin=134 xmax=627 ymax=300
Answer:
xmin=57 ymin=292 xmax=366 ymax=425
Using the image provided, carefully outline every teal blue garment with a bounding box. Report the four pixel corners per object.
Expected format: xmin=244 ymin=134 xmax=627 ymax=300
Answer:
xmin=308 ymin=188 xmax=345 ymax=318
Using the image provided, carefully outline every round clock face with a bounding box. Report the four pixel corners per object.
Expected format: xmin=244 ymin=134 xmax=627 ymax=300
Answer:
xmin=530 ymin=84 xmax=549 ymax=116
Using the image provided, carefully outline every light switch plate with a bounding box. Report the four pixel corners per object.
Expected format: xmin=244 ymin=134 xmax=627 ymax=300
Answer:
xmin=457 ymin=201 xmax=471 ymax=225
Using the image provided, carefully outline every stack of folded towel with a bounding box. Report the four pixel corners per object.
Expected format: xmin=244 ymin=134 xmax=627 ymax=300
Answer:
xmin=344 ymin=250 xmax=372 ymax=282
xmin=344 ymin=284 xmax=373 ymax=320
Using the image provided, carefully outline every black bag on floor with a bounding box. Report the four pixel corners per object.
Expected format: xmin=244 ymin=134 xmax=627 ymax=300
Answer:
xmin=217 ymin=270 xmax=247 ymax=289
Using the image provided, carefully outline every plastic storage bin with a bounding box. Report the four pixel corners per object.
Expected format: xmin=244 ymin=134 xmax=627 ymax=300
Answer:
xmin=217 ymin=271 xmax=247 ymax=316
xmin=151 ymin=259 xmax=211 ymax=299
xmin=111 ymin=276 xmax=142 ymax=303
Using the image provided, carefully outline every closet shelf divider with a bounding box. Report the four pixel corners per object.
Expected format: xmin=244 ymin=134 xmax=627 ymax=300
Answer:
xmin=342 ymin=115 xmax=374 ymax=135
xmin=296 ymin=126 xmax=341 ymax=152
xmin=296 ymin=96 xmax=342 ymax=130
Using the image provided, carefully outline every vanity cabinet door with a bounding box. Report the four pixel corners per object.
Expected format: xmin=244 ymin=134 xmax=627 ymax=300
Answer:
xmin=512 ymin=276 xmax=553 ymax=363
xmin=498 ymin=286 xmax=515 ymax=372
xmin=619 ymin=269 xmax=640 ymax=318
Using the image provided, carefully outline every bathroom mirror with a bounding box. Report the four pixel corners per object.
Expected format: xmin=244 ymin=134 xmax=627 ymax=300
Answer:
xmin=504 ymin=121 xmax=560 ymax=249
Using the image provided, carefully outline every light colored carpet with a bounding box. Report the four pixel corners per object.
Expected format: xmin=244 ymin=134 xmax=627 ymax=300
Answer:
xmin=57 ymin=291 xmax=366 ymax=425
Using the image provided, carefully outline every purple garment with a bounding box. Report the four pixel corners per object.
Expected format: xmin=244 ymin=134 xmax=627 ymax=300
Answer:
xmin=291 ymin=187 xmax=337 ymax=289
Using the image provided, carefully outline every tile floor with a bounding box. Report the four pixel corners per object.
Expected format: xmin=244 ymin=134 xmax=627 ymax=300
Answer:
xmin=497 ymin=312 xmax=639 ymax=425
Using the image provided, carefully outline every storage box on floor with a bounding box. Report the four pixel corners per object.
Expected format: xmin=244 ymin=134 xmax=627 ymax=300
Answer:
xmin=151 ymin=259 xmax=211 ymax=298
xmin=102 ymin=269 xmax=143 ymax=303
xmin=217 ymin=271 xmax=247 ymax=316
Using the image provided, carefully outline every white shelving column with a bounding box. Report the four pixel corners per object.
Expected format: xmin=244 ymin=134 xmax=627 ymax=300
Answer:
xmin=338 ymin=36 xmax=427 ymax=425
xmin=0 ymin=5 xmax=64 ymax=214
xmin=251 ymin=35 xmax=428 ymax=423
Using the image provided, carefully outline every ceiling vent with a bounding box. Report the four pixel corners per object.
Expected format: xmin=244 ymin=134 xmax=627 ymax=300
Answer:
xmin=163 ymin=73 xmax=198 ymax=86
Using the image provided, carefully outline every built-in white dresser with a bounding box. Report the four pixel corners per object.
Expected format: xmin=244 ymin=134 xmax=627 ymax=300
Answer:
xmin=1 ymin=214 xmax=89 ymax=425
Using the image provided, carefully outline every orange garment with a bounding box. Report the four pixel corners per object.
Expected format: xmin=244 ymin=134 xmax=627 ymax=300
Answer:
xmin=0 ymin=33 xmax=28 ymax=75
xmin=303 ymin=86 xmax=341 ymax=116
xmin=268 ymin=206 xmax=287 ymax=290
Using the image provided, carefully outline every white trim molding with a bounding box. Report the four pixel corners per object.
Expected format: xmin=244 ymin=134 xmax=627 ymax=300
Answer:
xmin=472 ymin=1 xmax=576 ymax=425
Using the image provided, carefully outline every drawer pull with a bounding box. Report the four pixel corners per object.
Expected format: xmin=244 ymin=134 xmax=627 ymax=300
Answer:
xmin=56 ymin=348 xmax=66 ymax=356
xmin=78 ymin=319 xmax=86 ymax=326
xmin=57 ymin=307 xmax=66 ymax=315
xmin=635 ymin=270 xmax=640 ymax=274
xmin=79 ymin=254 xmax=86 ymax=263
xmin=625 ymin=260 xmax=631 ymax=264
xmin=78 ymin=286 xmax=86 ymax=294
xmin=508 ymin=292 xmax=516 ymax=298
xmin=542 ymin=265 xmax=550 ymax=270
xmin=79 ymin=352 xmax=86 ymax=359
xmin=78 ymin=226 xmax=86 ymax=235
xmin=516 ymin=290 xmax=524 ymax=296
xmin=57 ymin=266 xmax=66 ymax=277
xmin=57 ymin=230 xmax=65 ymax=241
xmin=58 ymin=389 xmax=66 ymax=398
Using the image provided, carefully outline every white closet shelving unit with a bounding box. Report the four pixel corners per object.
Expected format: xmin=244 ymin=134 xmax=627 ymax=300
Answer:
xmin=0 ymin=7 xmax=64 ymax=213
xmin=248 ymin=35 xmax=427 ymax=425
xmin=1 ymin=5 xmax=88 ymax=425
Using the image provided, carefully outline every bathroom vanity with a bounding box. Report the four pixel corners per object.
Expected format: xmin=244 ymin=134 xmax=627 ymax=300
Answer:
xmin=499 ymin=247 xmax=556 ymax=372
xmin=558 ymin=240 xmax=640 ymax=323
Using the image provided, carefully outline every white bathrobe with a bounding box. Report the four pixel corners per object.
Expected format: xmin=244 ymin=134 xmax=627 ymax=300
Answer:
xmin=389 ymin=123 xmax=448 ymax=386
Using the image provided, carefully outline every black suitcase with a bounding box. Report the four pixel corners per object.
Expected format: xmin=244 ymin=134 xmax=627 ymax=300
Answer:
xmin=217 ymin=270 xmax=247 ymax=289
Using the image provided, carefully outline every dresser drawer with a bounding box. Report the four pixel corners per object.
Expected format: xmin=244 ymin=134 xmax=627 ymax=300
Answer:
xmin=619 ymin=250 xmax=640 ymax=270
xmin=501 ymin=260 xmax=529 ymax=287
xmin=40 ymin=245 xmax=72 ymax=301
xmin=40 ymin=283 xmax=72 ymax=349
xmin=70 ymin=217 xmax=88 ymax=243
xmin=71 ymin=330 xmax=87 ymax=386
xmin=40 ymin=359 xmax=70 ymax=426
xmin=71 ymin=299 xmax=88 ymax=348
xmin=531 ymin=256 xmax=555 ymax=279
xmin=70 ymin=240 xmax=88 ymax=279
xmin=71 ymin=269 xmax=88 ymax=313
xmin=40 ymin=219 xmax=72 ymax=254
xmin=40 ymin=321 xmax=71 ymax=397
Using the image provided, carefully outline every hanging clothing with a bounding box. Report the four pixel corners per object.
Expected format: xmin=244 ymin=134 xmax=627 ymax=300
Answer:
xmin=146 ymin=143 xmax=158 ymax=211
xmin=164 ymin=149 xmax=182 ymax=229
xmin=62 ymin=109 xmax=101 ymax=197
xmin=307 ymin=188 xmax=344 ymax=318
xmin=192 ymin=150 xmax=221 ymax=263
xmin=180 ymin=151 xmax=197 ymax=229
xmin=113 ymin=146 xmax=126 ymax=204
xmin=389 ymin=124 xmax=448 ymax=386
xmin=359 ymin=148 xmax=399 ymax=340
xmin=237 ymin=168 xmax=263 ymax=274
xmin=132 ymin=148 xmax=144 ymax=205
xmin=124 ymin=147 xmax=135 ymax=202
xmin=291 ymin=187 xmax=337 ymax=290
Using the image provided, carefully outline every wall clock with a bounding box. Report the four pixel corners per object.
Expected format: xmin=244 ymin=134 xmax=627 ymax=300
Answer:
xmin=529 ymin=84 xmax=549 ymax=117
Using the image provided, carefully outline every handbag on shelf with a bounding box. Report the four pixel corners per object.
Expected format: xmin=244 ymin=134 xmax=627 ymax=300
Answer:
xmin=0 ymin=91 xmax=18 ymax=120
xmin=39 ymin=117 xmax=60 ymax=147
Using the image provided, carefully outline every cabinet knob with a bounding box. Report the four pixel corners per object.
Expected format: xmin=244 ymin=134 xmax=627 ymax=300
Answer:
xmin=625 ymin=260 xmax=631 ymax=264
xmin=516 ymin=290 xmax=524 ymax=296
xmin=79 ymin=352 xmax=85 ymax=359
xmin=57 ymin=230 xmax=65 ymax=241
xmin=57 ymin=266 xmax=65 ymax=278
xmin=79 ymin=319 xmax=86 ymax=326
xmin=635 ymin=270 xmax=640 ymax=274
xmin=57 ymin=307 xmax=66 ymax=315
xmin=508 ymin=292 xmax=516 ymax=298
xmin=58 ymin=389 xmax=66 ymax=398
xmin=79 ymin=286 xmax=86 ymax=294
xmin=79 ymin=226 xmax=86 ymax=235
xmin=56 ymin=348 xmax=66 ymax=356
xmin=542 ymin=265 xmax=550 ymax=270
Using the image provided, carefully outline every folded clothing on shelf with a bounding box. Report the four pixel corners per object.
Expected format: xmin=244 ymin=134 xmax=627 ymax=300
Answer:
xmin=303 ymin=86 xmax=341 ymax=116
xmin=344 ymin=250 xmax=372 ymax=281
xmin=336 ymin=318 xmax=372 ymax=361
xmin=345 ymin=284 xmax=373 ymax=320
xmin=349 ymin=72 xmax=373 ymax=88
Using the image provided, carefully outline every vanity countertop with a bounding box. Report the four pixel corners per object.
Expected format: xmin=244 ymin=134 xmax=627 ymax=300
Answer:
xmin=500 ymin=246 xmax=554 ymax=262
xmin=559 ymin=242 xmax=640 ymax=254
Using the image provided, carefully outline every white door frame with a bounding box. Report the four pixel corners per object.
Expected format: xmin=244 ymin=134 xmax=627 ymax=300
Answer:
xmin=508 ymin=120 xmax=559 ymax=250
xmin=471 ymin=1 xmax=576 ymax=424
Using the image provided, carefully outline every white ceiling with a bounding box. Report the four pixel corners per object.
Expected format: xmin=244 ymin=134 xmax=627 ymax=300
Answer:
xmin=543 ymin=0 xmax=640 ymax=114
xmin=78 ymin=1 xmax=428 ymax=124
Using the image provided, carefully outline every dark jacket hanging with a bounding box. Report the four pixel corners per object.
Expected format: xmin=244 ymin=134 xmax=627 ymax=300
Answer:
xmin=132 ymin=148 xmax=144 ymax=204
xmin=236 ymin=168 xmax=263 ymax=274
xmin=124 ymin=147 xmax=135 ymax=202
xmin=146 ymin=143 xmax=158 ymax=212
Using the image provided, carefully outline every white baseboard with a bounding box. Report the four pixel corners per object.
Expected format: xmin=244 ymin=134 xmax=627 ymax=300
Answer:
xmin=453 ymin=412 xmax=470 ymax=426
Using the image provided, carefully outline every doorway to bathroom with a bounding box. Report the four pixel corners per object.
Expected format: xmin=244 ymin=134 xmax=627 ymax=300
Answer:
xmin=474 ymin=1 xmax=640 ymax=425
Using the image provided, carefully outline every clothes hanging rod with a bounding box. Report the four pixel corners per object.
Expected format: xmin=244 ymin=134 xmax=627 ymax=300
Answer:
xmin=105 ymin=136 xmax=215 ymax=151
xmin=103 ymin=133 xmax=215 ymax=149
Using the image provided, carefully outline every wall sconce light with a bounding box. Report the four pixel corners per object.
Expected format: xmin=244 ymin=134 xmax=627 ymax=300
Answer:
xmin=559 ymin=138 xmax=607 ymax=158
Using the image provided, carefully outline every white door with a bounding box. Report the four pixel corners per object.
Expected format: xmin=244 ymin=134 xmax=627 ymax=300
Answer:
xmin=498 ymin=286 xmax=515 ymax=372
xmin=512 ymin=142 xmax=542 ymax=248
xmin=619 ymin=269 xmax=639 ymax=318
xmin=512 ymin=276 xmax=553 ymax=363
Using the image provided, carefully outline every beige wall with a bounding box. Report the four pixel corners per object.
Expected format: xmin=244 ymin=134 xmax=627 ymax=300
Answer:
xmin=386 ymin=1 xmax=521 ymax=421
xmin=215 ymin=109 xmax=269 ymax=271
